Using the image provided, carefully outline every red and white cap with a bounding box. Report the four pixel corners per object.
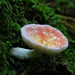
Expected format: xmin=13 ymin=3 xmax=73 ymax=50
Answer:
xmin=21 ymin=24 xmax=69 ymax=54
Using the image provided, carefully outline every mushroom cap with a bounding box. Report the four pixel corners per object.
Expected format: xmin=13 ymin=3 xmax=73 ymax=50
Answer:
xmin=21 ymin=24 xmax=69 ymax=54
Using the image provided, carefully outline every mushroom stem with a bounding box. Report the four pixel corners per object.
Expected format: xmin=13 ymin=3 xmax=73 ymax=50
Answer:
xmin=10 ymin=47 xmax=42 ymax=59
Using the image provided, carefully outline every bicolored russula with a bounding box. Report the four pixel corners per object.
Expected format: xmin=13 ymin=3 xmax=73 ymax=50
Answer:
xmin=11 ymin=24 xmax=69 ymax=59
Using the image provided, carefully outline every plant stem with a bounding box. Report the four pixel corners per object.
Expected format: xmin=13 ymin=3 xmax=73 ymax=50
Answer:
xmin=10 ymin=47 xmax=42 ymax=59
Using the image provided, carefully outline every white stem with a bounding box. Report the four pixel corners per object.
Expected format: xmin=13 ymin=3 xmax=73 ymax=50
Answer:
xmin=10 ymin=47 xmax=42 ymax=59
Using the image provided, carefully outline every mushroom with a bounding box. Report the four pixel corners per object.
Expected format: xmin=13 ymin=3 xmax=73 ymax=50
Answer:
xmin=10 ymin=24 xmax=69 ymax=59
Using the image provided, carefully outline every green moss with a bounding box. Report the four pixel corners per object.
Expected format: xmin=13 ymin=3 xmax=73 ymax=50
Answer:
xmin=54 ymin=0 xmax=74 ymax=14
xmin=58 ymin=15 xmax=75 ymax=34
xmin=0 ymin=0 xmax=75 ymax=74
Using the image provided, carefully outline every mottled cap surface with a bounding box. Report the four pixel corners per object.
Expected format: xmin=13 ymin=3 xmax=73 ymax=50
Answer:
xmin=21 ymin=24 xmax=69 ymax=54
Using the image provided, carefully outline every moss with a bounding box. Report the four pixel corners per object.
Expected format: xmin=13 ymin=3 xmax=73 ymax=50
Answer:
xmin=58 ymin=15 xmax=75 ymax=34
xmin=0 ymin=0 xmax=75 ymax=74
